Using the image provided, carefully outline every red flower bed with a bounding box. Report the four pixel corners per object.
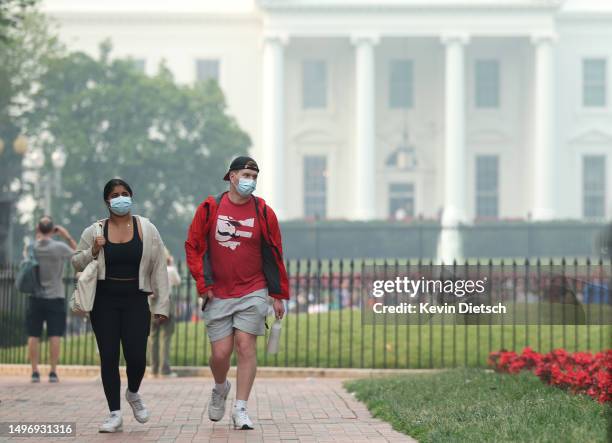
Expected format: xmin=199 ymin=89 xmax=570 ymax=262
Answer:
xmin=488 ymin=347 xmax=612 ymax=403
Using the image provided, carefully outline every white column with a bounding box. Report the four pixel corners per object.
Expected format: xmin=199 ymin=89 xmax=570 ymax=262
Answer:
xmin=351 ymin=34 xmax=379 ymax=220
xmin=531 ymin=33 xmax=557 ymax=220
xmin=437 ymin=33 xmax=469 ymax=264
xmin=441 ymin=33 xmax=469 ymax=227
xmin=261 ymin=33 xmax=288 ymax=219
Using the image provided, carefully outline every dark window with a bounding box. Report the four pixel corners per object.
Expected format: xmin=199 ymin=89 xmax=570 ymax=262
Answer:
xmin=476 ymin=155 xmax=499 ymax=218
xmin=475 ymin=59 xmax=500 ymax=108
xmin=388 ymin=183 xmax=415 ymax=219
xmin=302 ymin=60 xmax=327 ymax=109
xmin=389 ymin=60 xmax=414 ymax=109
xmin=304 ymin=156 xmax=327 ymax=218
xmin=583 ymin=58 xmax=607 ymax=107
xmin=196 ymin=59 xmax=220 ymax=82
xmin=583 ymin=155 xmax=606 ymax=218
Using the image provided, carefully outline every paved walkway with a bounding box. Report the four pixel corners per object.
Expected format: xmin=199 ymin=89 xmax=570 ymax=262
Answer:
xmin=0 ymin=375 xmax=416 ymax=442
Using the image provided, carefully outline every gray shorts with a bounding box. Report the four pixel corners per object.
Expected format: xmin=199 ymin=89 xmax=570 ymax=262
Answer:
xmin=202 ymin=288 xmax=270 ymax=342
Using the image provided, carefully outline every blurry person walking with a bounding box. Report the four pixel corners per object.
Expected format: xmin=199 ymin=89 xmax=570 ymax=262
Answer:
xmin=26 ymin=216 xmax=76 ymax=383
xmin=72 ymin=178 xmax=170 ymax=433
xmin=149 ymin=248 xmax=181 ymax=378
xmin=185 ymin=156 xmax=289 ymax=430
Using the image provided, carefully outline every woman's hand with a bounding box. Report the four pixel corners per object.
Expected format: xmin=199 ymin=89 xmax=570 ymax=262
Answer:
xmin=154 ymin=314 xmax=168 ymax=324
xmin=91 ymin=236 xmax=106 ymax=257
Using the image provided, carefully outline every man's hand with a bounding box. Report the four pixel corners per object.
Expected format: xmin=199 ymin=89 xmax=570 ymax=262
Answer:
xmin=54 ymin=225 xmax=69 ymax=238
xmin=154 ymin=314 xmax=168 ymax=324
xmin=55 ymin=225 xmax=77 ymax=250
xmin=272 ymin=298 xmax=285 ymax=320
xmin=198 ymin=289 xmax=214 ymax=300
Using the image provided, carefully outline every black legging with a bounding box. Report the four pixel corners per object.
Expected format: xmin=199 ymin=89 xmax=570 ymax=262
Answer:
xmin=90 ymin=280 xmax=151 ymax=412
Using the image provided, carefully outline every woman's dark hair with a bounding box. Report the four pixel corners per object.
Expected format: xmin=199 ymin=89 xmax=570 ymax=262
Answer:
xmin=103 ymin=178 xmax=133 ymax=201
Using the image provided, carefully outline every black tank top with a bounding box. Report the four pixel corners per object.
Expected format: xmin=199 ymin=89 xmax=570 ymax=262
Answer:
xmin=103 ymin=217 xmax=142 ymax=279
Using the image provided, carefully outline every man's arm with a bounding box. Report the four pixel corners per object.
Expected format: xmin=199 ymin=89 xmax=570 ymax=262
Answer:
xmin=55 ymin=226 xmax=77 ymax=250
xmin=264 ymin=204 xmax=290 ymax=301
xmin=185 ymin=202 xmax=211 ymax=295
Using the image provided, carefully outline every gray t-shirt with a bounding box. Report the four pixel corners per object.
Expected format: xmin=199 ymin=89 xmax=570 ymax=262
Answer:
xmin=34 ymin=238 xmax=73 ymax=299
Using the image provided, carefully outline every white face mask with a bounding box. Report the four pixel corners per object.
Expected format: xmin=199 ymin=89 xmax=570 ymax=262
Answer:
xmin=109 ymin=196 xmax=133 ymax=215
xmin=236 ymin=178 xmax=256 ymax=196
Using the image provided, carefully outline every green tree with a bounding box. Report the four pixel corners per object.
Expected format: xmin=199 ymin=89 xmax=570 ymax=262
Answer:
xmin=0 ymin=0 xmax=38 ymax=42
xmin=0 ymin=10 xmax=63 ymax=262
xmin=24 ymin=43 xmax=250 ymax=257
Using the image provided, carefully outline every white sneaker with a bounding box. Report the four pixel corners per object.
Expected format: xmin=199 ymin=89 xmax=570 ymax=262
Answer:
xmin=99 ymin=411 xmax=123 ymax=433
xmin=208 ymin=380 xmax=231 ymax=422
xmin=125 ymin=389 xmax=150 ymax=423
xmin=232 ymin=407 xmax=254 ymax=430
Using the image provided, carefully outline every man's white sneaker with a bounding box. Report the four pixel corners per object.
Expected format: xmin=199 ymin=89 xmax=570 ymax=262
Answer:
xmin=232 ymin=407 xmax=254 ymax=430
xmin=125 ymin=389 xmax=150 ymax=423
xmin=208 ymin=380 xmax=231 ymax=422
xmin=99 ymin=411 xmax=123 ymax=433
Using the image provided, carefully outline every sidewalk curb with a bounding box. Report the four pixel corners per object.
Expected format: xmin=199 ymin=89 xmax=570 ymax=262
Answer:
xmin=0 ymin=364 xmax=443 ymax=379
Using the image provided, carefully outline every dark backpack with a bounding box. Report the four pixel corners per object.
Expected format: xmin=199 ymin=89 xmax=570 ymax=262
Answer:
xmin=15 ymin=243 xmax=45 ymax=296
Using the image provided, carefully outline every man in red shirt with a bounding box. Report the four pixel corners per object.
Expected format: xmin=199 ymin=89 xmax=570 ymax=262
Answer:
xmin=185 ymin=156 xmax=289 ymax=430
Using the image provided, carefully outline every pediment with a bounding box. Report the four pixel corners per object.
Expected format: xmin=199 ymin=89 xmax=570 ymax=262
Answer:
xmin=467 ymin=129 xmax=510 ymax=144
xmin=292 ymin=128 xmax=335 ymax=145
xmin=568 ymin=129 xmax=612 ymax=145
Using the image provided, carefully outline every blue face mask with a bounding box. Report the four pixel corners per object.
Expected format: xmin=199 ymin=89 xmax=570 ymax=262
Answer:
xmin=109 ymin=196 xmax=133 ymax=216
xmin=236 ymin=178 xmax=256 ymax=197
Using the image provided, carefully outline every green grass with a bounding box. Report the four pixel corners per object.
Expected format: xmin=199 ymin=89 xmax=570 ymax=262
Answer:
xmin=344 ymin=369 xmax=611 ymax=443
xmin=2 ymin=309 xmax=610 ymax=368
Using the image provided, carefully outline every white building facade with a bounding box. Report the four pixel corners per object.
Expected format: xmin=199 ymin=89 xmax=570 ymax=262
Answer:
xmin=44 ymin=0 xmax=612 ymax=223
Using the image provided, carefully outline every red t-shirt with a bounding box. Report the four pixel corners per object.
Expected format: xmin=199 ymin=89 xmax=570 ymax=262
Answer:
xmin=208 ymin=195 xmax=267 ymax=298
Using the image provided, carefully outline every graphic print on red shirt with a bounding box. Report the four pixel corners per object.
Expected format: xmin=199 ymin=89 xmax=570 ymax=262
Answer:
xmin=215 ymin=214 xmax=254 ymax=250
xmin=208 ymin=195 xmax=267 ymax=298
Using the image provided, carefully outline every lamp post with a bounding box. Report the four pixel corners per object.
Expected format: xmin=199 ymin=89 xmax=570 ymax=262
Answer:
xmin=28 ymin=148 xmax=45 ymax=201
xmin=50 ymin=147 xmax=67 ymax=219
xmin=0 ymin=134 xmax=29 ymax=264
xmin=51 ymin=147 xmax=66 ymax=196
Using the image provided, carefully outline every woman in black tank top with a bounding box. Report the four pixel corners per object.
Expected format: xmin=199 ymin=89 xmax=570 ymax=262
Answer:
xmin=103 ymin=215 xmax=142 ymax=280
xmin=88 ymin=178 xmax=167 ymax=433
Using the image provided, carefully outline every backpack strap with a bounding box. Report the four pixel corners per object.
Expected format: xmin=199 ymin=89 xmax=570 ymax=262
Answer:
xmin=205 ymin=193 xmax=226 ymax=224
xmin=27 ymin=242 xmax=37 ymax=264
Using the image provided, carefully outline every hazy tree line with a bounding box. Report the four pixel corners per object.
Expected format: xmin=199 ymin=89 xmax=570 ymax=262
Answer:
xmin=1 ymin=2 xmax=250 ymax=260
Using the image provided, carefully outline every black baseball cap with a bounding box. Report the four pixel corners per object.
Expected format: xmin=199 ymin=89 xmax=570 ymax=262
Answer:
xmin=223 ymin=156 xmax=260 ymax=181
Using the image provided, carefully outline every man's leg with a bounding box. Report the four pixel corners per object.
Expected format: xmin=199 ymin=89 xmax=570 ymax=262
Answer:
xmin=149 ymin=321 xmax=160 ymax=375
xmin=28 ymin=337 xmax=40 ymax=373
xmin=49 ymin=337 xmax=60 ymax=373
xmin=161 ymin=317 xmax=175 ymax=375
xmin=26 ymin=297 xmax=43 ymax=376
xmin=209 ymin=334 xmax=233 ymax=384
xmin=207 ymin=333 xmax=234 ymax=422
xmin=234 ymin=330 xmax=257 ymax=401
xmin=46 ymin=298 xmax=66 ymax=380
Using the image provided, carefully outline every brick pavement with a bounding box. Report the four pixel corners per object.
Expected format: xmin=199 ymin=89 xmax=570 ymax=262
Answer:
xmin=0 ymin=375 xmax=416 ymax=443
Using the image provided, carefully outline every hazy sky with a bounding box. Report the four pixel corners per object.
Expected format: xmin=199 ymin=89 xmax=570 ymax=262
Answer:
xmin=40 ymin=0 xmax=612 ymax=14
xmin=41 ymin=0 xmax=258 ymax=13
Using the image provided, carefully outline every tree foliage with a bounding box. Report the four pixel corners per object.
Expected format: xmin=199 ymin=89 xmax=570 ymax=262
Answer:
xmin=0 ymin=12 xmax=62 ymax=193
xmin=0 ymin=0 xmax=38 ymax=42
xmin=24 ymin=42 xmax=250 ymax=256
xmin=0 ymin=10 xmax=63 ymax=262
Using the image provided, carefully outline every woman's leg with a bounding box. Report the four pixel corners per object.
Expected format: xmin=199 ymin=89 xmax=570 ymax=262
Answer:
xmin=90 ymin=297 xmax=122 ymax=412
xmin=121 ymin=295 xmax=151 ymax=393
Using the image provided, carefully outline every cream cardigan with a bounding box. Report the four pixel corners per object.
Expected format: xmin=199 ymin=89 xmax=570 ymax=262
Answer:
xmin=71 ymin=215 xmax=170 ymax=317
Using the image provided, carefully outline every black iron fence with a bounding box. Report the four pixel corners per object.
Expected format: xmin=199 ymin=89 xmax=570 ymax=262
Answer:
xmin=0 ymin=258 xmax=610 ymax=369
